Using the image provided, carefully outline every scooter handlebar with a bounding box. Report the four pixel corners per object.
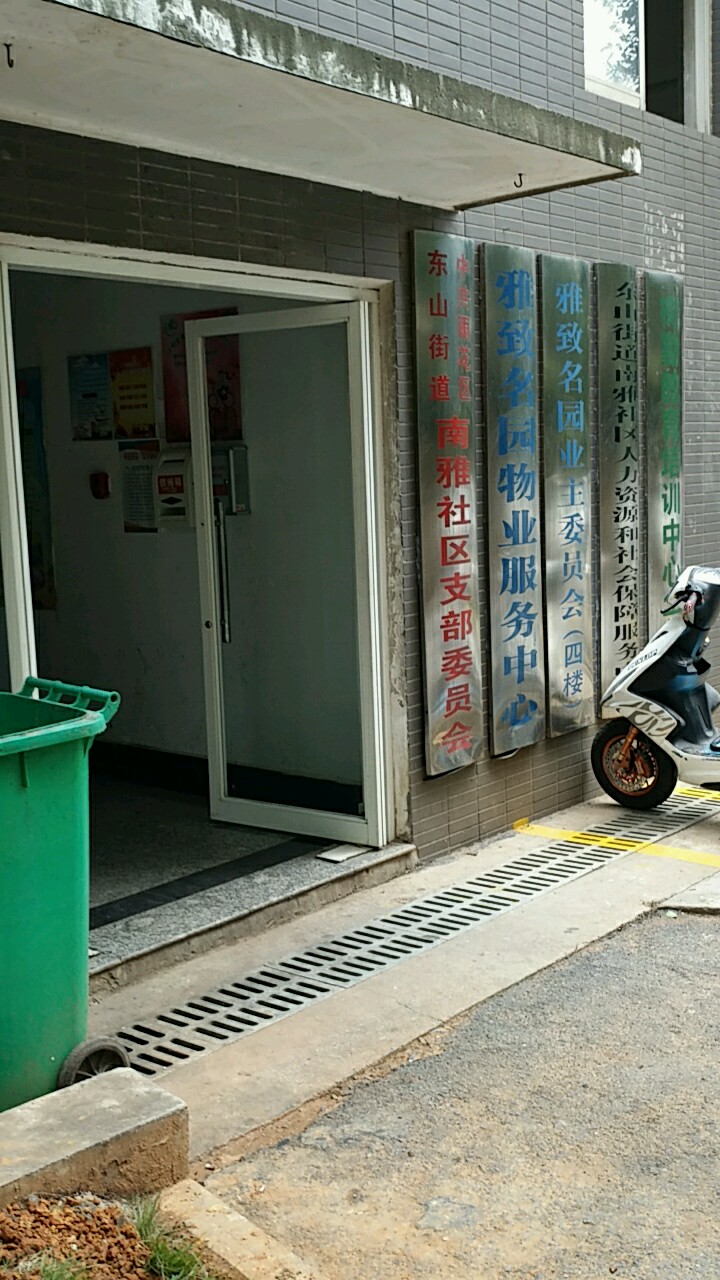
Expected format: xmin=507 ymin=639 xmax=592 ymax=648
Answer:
xmin=661 ymin=587 xmax=699 ymax=617
xmin=682 ymin=591 xmax=699 ymax=618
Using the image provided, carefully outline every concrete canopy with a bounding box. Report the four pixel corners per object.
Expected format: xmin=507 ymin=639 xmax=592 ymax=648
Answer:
xmin=1 ymin=0 xmax=641 ymax=209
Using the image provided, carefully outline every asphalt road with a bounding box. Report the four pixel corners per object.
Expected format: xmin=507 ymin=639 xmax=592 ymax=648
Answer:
xmin=211 ymin=913 xmax=720 ymax=1280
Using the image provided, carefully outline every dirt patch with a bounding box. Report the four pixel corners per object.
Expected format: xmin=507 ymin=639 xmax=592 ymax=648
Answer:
xmin=194 ymin=1013 xmax=472 ymax=1178
xmin=0 ymin=1196 xmax=149 ymax=1280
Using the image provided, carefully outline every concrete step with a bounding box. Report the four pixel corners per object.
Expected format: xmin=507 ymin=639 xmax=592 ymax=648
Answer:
xmin=0 ymin=1069 xmax=187 ymax=1207
xmin=90 ymin=841 xmax=417 ymax=994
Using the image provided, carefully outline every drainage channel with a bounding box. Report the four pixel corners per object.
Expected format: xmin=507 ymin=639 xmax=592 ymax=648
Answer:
xmin=117 ymin=794 xmax=719 ymax=1077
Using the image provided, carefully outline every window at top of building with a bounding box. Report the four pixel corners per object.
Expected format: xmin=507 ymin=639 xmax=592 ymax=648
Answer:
xmin=585 ymin=0 xmax=641 ymax=100
xmin=584 ymin=0 xmax=711 ymax=130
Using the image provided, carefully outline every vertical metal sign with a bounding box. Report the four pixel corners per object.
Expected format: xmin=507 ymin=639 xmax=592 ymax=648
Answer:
xmin=645 ymin=272 xmax=683 ymax=628
xmin=597 ymin=263 xmax=639 ymax=688
xmin=413 ymin=231 xmax=483 ymax=776
xmin=483 ymin=243 xmax=545 ymax=755
xmin=541 ymin=255 xmax=594 ymax=736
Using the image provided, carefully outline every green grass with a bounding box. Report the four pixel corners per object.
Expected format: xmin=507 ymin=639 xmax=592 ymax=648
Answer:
xmin=129 ymin=1198 xmax=163 ymax=1249
xmin=128 ymin=1198 xmax=207 ymax=1280
xmin=0 ymin=1200 xmax=209 ymax=1280
xmin=20 ymin=1258 xmax=86 ymax=1280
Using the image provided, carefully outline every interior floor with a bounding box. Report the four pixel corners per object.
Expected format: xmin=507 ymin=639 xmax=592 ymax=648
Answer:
xmin=88 ymin=777 xmax=332 ymax=967
xmin=90 ymin=777 xmax=322 ymax=906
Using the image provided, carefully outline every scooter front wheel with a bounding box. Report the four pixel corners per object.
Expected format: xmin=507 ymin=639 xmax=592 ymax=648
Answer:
xmin=591 ymin=717 xmax=677 ymax=810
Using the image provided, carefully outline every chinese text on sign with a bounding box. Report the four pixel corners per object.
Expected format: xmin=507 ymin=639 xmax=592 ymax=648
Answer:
xmin=645 ymin=272 xmax=683 ymax=627
xmin=541 ymin=255 xmax=594 ymax=736
xmin=483 ymin=243 xmax=546 ymax=755
xmin=413 ymin=231 xmax=483 ymax=775
xmin=597 ymin=263 xmax=639 ymax=687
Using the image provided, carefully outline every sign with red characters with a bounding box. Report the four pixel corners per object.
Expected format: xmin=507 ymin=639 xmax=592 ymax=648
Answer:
xmin=413 ymin=230 xmax=483 ymax=776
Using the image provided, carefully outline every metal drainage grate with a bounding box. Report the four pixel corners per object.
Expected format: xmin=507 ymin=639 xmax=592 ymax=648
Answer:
xmin=582 ymin=794 xmax=719 ymax=841
xmin=117 ymin=796 xmax=719 ymax=1077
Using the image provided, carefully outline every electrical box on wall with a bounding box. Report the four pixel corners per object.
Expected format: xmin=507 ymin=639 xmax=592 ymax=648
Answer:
xmin=212 ymin=444 xmax=250 ymax=516
xmin=154 ymin=449 xmax=195 ymax=530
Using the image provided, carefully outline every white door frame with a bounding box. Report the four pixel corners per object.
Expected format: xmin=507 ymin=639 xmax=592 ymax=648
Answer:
xmin=0 ymin=261 xmax=35 ymax=687
xmin=187 ymin=303 xmax=389 ymax=847
xmin=0 ymin=233 xmax=394 ymax=844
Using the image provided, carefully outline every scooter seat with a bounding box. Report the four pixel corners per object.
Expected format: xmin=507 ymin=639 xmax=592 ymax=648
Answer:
xmin=710 ymin=736 xmax=720 ymax=752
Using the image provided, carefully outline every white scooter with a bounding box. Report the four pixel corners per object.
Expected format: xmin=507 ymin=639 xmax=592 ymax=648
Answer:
xmin=592 ymin=565 xmax=720 ymax=809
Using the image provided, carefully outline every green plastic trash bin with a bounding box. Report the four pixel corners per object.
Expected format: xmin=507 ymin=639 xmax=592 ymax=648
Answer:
xmin=0 ymin=677 xmax=129 ymax=1113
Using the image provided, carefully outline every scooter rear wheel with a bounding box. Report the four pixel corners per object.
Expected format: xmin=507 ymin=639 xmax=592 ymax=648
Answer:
xmin=591 ymin=717 xmax=677 ymax=810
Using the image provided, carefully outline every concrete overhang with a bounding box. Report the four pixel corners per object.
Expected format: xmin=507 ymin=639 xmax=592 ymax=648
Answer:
xmin=0 ymin=0 xmax=641 ymax=210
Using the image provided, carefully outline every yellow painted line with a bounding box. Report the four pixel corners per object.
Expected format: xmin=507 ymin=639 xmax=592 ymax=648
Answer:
xmin=637 ymin=844 xmax=720 ymax=869
xmin=513 ymin=819 xmax=720 ymax=869
xmin=512 ymin=820 xmax=635 ymax=850
xmin=676 ymin=784 xmax=720 ymax=802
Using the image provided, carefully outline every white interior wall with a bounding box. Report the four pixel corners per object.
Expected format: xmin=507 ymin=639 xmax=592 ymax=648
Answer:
xmin=9 ymin=274 xmax=229 ymax=757
xmin=7 ymin=272 xmax=362 ymax=784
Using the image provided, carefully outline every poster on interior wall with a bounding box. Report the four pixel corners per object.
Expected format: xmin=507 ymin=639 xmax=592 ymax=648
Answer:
xmin=68 ymin=352 xmax=113 ymax=440
xmin=596 ymin=263 xmax=639 ymax=689
xmin=161 ymin=309 xmax=241 ymax=443
xmin=16 ymin=368 xmax=57 ymax=610
xmin=645 ymin=271 xmax=683 ymax=628
xmin=109 ymin=347 xmax=156 ymax=439
xmin=412 ymin=230 xmax=483 ymax=776
xmin=483 ymin=242 xmax=545 ymax=755
xmin=541 ymin=254 xmax=595 ymax=737
xmin=119 ymin=439 xmax=160 ymax=532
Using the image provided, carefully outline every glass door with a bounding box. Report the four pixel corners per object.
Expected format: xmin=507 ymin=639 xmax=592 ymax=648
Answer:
xmin=187 ymin=303 xmax=387 ymax=847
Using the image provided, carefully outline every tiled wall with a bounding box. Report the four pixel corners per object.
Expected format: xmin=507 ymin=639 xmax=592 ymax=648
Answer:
xmin=238 ymin=0 xmax=576 ymax=107
xmin=2 ymin=0 xmax=718 ymax=855
xmin=707 ymin=0 xmax=712 ymax=135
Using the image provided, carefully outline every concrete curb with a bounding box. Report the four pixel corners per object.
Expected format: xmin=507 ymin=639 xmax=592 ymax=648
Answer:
xmin=0 ymin=1069 xmax=188 ymax=1208
xmin=160 ymin=1179 xmax=329 ymax=1280
xmin=663 ymin=870 xmax=720 ymax=913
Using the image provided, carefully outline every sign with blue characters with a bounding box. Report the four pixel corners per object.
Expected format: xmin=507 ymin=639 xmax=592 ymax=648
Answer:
xmin=541 ymin=254 xmax=594 ymax=736
xmin=483 ymin=243 xmax=546 ymax=755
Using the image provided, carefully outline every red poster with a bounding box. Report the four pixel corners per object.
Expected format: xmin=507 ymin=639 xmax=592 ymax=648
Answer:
xmin=161 ymin=309 xmax=242 ymax=443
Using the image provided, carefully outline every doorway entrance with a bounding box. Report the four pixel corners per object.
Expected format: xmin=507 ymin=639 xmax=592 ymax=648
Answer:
xmin=188 ymin=305 xmax=384 ymax=846
xmin=0 ymin=249 xmax=390 ymax=963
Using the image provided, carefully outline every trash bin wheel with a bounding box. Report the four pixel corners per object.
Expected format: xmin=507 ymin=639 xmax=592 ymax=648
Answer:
xmin=57 ymin=1036 xmax=131 ymax=1088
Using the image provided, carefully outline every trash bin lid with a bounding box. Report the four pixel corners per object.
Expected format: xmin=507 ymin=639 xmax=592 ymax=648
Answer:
xmin=0 ymin=679 xmax=120 ymax=757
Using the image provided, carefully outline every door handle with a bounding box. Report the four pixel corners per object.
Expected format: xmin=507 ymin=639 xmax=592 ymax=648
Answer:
xmin=214 ymin=499 xmax=231 ymax=644
xmin=228 ymin=447 xmax=238 ymax=514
